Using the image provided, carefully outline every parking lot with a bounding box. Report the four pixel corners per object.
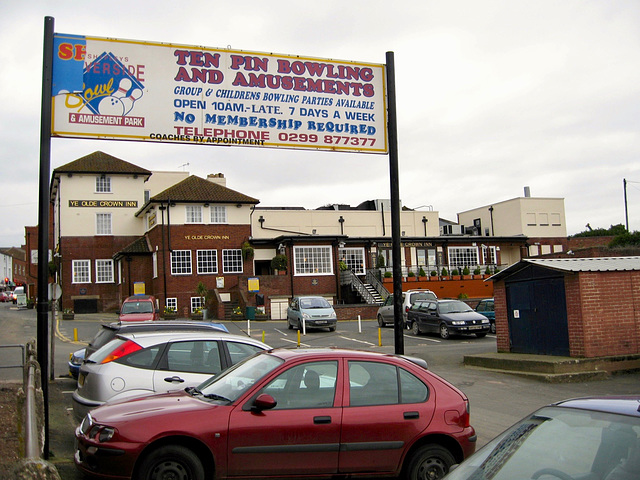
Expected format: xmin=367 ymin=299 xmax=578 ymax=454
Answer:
xmin=2 ymin=305 xmax=639 ymax=479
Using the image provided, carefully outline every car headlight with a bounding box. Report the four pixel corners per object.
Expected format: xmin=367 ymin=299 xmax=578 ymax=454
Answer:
xmin=451 ymin=321 xmax=466 ymax=325
xmin=302 ymin=313 xmax=310 ymax=320
xmin=481 ymin=319 xmax=489 ymax=324
xmin=81 ymin=413 xmax=117 ymax=442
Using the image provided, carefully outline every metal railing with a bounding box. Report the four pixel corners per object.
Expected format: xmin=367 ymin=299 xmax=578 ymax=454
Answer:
xmin=365 ymin=270 xmax=389 ymax=302
xmin=24 ymin=341 xmax=40 ymax=459
xmin=340 ymin=270 xmax=382 ymax=305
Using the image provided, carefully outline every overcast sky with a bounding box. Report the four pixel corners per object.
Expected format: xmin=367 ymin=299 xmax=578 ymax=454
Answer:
xmin=1 ymin=0 xmax=639 ymax=247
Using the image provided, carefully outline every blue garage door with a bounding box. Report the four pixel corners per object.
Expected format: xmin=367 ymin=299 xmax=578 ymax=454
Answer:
xmin=506 ymin=276 xmax=569 ymax=356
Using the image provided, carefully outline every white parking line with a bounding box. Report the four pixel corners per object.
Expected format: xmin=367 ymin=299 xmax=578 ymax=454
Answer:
xmin=404 ymin=334 xmax=441 ymax=343
xmin=339 ymin=336 xmax=375 ymax=346
xmin=274 ymin=329 xmax=288 ymax=336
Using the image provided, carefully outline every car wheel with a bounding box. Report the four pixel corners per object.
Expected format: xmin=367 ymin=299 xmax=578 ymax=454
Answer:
xmin=287 ymin=319 xmax=293 ymax=330
xmin=490 ymin=322 xmax=496 ymax=334
xmin=405 ymin=444 xmax=455 ymax=480
xmin=411 ymin=321 xmax=420 ymax=336
xmin=476 ymin=332 xmax=487 ymax=338
xmin=329 ymin=326 xmax=336 ymax=332
xmin=439 ymin=324 xmax=450 ymax=339
xmin=138 ymin=444 xmax=205 ymax=480
xmin=377 ymin=315 xmax=386 ymax=328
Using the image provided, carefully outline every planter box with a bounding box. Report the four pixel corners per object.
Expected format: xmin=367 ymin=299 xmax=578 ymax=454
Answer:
xmin=163 ymin=314 xmax=177 ymax=320
xmin=382 ymin=277 xmax=393 ymax=283
xmin=62 ymin=314 xmax=74 ymax=320
xmin=190 ymin=314 xmax=203 ymax=320
xmin=418 ymin=277 xmax=428 ymax=282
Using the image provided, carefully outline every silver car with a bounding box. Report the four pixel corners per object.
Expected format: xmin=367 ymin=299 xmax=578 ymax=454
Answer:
xmin=72 ymin=330 xmax=270 ymax=420
xmin=377 ymin=289 xmax=437 ymax=327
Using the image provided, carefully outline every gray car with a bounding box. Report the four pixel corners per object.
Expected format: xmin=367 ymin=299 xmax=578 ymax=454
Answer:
xmin=407 ymin=299 xmax=490 ymax=339
xmin=72 ymin=330 xmax=269 ymax=420
xmin=287 ymin=296 xmax=337 ymax=332
xmin=377 ymin=289 xmax=437 ymax=327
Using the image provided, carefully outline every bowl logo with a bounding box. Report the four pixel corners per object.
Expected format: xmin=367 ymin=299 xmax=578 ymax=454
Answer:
xmin=83 ymin=52 xmax=144 ymax=116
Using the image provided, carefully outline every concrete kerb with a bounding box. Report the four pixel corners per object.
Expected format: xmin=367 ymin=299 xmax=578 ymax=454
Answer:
xmin=464 ymin=351 xmax=640 ymax=382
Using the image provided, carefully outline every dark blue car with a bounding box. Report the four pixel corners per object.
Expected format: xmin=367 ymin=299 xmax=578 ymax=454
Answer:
xmin=474 ymin=298 xmax=495 ymax=334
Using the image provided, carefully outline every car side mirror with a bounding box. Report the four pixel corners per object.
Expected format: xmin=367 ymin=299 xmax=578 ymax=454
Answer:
xmin=252 ymin=393 xmax=277 ymax=412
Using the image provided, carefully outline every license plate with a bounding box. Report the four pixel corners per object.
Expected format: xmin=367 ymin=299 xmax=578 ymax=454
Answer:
xmin=315 ymin=320 xmax=327 ymax=324
xmin=468 ymin=326 xmax=482 ymax=330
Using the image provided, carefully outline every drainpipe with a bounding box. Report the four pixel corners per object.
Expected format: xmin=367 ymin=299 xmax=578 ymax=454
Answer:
xmin=160 ymin=203 xmax=167 ymax=304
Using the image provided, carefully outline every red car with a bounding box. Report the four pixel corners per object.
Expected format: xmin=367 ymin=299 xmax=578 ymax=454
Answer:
xmin=75 ymin=348 xmax=476 ymax=480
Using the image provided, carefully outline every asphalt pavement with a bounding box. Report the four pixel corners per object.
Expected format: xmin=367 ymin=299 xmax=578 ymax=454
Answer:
xmin=3 ymin=307 xmax=639 ymax=479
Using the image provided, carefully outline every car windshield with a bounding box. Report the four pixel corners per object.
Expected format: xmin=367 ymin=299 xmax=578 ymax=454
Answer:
xmin=195 ymin=353 xmax=284 ymax=403
xmin=300 ymin=298 xmax=331 ymax=309
xmin=122 ymin=301 xmax=153 ymax=314
xmin=444 ymin=406 xmax=640 ymax=480
xmin=439 ymin=301 xmax=473 ymax=314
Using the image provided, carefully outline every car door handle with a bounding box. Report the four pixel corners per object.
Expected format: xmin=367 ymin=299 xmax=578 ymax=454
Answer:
xmin=404 ymin=411 xmax=419 ymax=419
xmin=314 ymin=416 xmax=332 ymax=424
xmin=164 ymin=376 xmax=185 ymax=383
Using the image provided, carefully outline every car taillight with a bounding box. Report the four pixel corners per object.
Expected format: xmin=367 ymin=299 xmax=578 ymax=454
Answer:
xmin=100 ymin=340 xmax=142 ymax=364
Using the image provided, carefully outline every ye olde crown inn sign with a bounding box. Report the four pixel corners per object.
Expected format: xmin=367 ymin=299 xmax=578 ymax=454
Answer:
xmin=51 ymin=33 xmax=388 ymax=153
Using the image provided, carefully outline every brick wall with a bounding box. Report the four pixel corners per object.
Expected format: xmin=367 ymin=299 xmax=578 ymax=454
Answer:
xmin=575 ymin=271 xmax=640 ymax=357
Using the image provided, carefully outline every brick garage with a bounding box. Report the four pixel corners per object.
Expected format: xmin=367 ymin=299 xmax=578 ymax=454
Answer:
xmin=492 ymin=257 xmax=640 ymax=358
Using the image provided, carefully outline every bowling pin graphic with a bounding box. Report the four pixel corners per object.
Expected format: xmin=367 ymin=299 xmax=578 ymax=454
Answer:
xmin=121 ymin=88 xmax=143 ymax=115
xmin=114 ymin=78 xmax=132 ymax=99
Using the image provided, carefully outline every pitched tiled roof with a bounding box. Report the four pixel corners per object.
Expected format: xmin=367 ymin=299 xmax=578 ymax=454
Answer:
xmin=53 ymin=151 xmax=152 ymax=177
xmin=113 ymin=236 xmax=151 ymax=261
xmin=151 ymin=175 xmax=259 ymax=204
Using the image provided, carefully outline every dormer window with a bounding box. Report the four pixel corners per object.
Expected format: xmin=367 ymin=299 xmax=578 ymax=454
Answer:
xmin=96 ymin=175 xmax=111 ymax=193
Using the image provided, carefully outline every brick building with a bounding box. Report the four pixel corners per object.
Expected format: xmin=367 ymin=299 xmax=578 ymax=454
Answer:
xmin=492 ymin=257 xmax=640 ymax=358
xmin=48 ymin=151 xmax=572 ymax=318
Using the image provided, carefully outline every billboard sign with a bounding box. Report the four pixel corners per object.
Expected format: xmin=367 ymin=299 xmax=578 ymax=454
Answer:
xmin=52 ymin=34 xmax=388 ymax=154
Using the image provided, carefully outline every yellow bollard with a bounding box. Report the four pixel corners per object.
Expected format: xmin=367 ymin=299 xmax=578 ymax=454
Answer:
xmin=297 ymin=330 xmax=301 ymax=347
xmin=74 ymin=328 xmax=78 ymax=342
xmin=378 ymin=328 xmax=382 ymax=347
xmin=262 ymin=331 xmax=265 ymax=343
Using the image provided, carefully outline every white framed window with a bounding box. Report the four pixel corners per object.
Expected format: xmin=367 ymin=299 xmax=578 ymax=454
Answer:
xmin=96 ymin=213 xmax=112 ymax=235
xmin=447 ymin=247 xmax=479 ymax=269
xmin=191 ymin=296 xmax=203 ymax=312
xmin=186 ymin=205 xmax=203 ymax=223
xmin=72 ymin=260 xmax=91 ymax=284
xmin=95 ymin=175 xmax=111 ymax=193
xmin=294 ymin=246 xmax=333 ymax=275
xmin=222 ymin=249 xmax=243 ymax=273
xmin=551 ymin=213 xmax=562 ymax=226
xmin=338 ymin=247 xmax=365 ymax=275
xmin=95 ymin=259 xmax=114 ymax=283
xmin=488 ymin=246 xmax=498 ymax=265
xmin=211 ymin=206 xmax=227 ymax=224
xmin=166 ymin=297 xmax=177 ymax=310
xmin=171 ymin=250 xmax=192 ymax=275
xmin=197 ymin=250 xmax=218 ymax=274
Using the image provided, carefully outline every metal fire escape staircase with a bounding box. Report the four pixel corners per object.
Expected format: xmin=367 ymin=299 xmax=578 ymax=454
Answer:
xmin=340 ymin=270 xmax=389 ymax=305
